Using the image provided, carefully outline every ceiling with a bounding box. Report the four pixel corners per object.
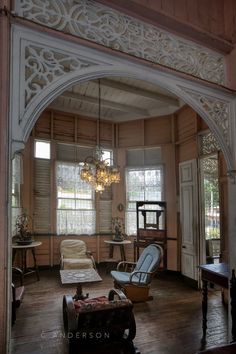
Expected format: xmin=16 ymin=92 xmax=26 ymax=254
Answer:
xmin=49 ymin=77 xmax=183 ymax=122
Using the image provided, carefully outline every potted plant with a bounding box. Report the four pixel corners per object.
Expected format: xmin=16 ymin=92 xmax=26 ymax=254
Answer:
xmin=112 ymin=217 xmax=125 ymax=242
xmin=14 ymin=212 xmax=33 ymax=245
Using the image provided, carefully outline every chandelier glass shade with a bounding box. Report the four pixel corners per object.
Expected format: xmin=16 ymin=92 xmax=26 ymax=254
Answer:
xmin=80 ymin=80 xmax=121 ymax=193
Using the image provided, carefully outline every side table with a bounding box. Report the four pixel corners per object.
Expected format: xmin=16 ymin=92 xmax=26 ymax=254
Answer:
xmin=104 ymin=240 xmax=131 ymax=262
xmin=12 ymin=241 xmax=42 ymax=281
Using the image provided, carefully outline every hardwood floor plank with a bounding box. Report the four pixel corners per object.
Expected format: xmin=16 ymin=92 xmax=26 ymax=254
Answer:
xmin=11 ymin=267 xmax=228 ymax=354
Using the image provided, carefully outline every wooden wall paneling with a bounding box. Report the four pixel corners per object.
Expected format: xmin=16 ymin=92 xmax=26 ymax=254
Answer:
xmin=34 ymin=236 xmax=50 ymax=266
xmin=52 ymin=235 xmax=62 ymax=265
xmin=167 ymin=239 xmax=177 ymax=270
xmin=163 ymin=144 xmax=177 ymax=240
xmin=74 ymin=115 xmax=78 ymax=142
xmin=112 ymin=148 xmax=126 ymax=219
xmin=186 ymin=0 xmax=200 ymax=28
xmin=197 ymin=115 xmax=208 ymax=131
xmin=162 ymin=0 xmax=175 ymax=16
xmin=141 ymin=119 xmax=145 ymax=146
xmin=34 ymin=110 xmax=51 ymax=139
xmin=224 ymin=0 xmax=236 ymax=43
xmin=144 ymin=115 xmax=172 ymax=145
xmin=77 ymin=117 xmax=97 ymax=145
xmin=176 ymin=106 xmax=197 ymax=143
xmin=117 ymin=120 xmax=144 ymax=147
xmin=174 ymin=0 xmax=187 ymax=22
xmin=50 ymin=110 xmax=54 ymax=140
xmin=100 ymin=121 xmax=113 ymax=147
xmin=209 ymin=0 xmax=225 ymax=36
xmin=177 ymin=138 xmax=198 ymax=162
xmin=53 ymin=112 xmax=75 ymax=142
xmin=101 ymin=0 xmax=232 ymax=44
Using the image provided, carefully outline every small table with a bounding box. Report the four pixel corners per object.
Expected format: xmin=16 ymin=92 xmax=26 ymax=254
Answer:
xmin=60 ymin=268 xmax=102 ymax=300
xmin=104 ymin=240 xmax=131 ymax=262
xmin=12 ymin=241 xmax=42 ymax=281
xmin=198 ymin=263 xmax=229 ymax=339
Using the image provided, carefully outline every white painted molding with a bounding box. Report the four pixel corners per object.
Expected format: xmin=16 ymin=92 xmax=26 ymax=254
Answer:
xmin=14 ymin=0 xmax=225 ymax=85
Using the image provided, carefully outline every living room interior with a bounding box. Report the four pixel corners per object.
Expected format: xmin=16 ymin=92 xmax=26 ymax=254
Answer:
xmin=10 ymin=76 xmax=229 ymax=354
xmin=1 ymin=1 xmax=236 ymax=354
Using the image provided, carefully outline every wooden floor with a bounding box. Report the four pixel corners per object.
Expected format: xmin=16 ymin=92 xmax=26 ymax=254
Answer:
xmin=11 ymin=266 xmax=228 ymax=354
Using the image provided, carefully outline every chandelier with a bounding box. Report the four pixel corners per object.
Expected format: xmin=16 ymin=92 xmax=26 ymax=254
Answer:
xmin=80 ymin=79 xmax=120 ymax=193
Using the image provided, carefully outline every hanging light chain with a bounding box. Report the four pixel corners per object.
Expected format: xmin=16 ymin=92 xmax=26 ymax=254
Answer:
xmin=80 ymin=79 xmax=120 ymax=193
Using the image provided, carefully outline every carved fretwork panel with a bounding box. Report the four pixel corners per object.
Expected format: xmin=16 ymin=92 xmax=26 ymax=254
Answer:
xmin=24 ymin=44 xmax=98 ymax=110
xmin=179 ymin=87 xmax=230 ymax=147
xmin=11 ymin=26 xmax=234 ymax=172
xmin=199 ymin=132 xmax=220 ymax=156
xmin=15 ymin=0 xmax=225 ymax=85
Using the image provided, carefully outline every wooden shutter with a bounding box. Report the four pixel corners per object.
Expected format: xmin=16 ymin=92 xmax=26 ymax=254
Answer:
xmin=33 ymin=159 xmax=51 ymax=233
xmin=99 ymin=186 xmax=112 ymax=233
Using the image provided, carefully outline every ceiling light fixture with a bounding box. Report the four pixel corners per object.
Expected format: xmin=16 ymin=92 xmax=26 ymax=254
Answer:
xmin=80 ymin=79 xmax=120 ymax=193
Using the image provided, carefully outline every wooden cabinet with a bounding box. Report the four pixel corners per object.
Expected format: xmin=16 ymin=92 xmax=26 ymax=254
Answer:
xmin=134 ymin=201 xmax=167 ymax=269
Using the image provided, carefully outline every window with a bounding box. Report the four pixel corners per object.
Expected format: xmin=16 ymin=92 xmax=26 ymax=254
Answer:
xmin=125 ymin=166 xmax=164 ymax=235
xmin=56 ymin=162 xmax=95 ymax=235
xmin=35 ymin=140 xmax=50 ymax=159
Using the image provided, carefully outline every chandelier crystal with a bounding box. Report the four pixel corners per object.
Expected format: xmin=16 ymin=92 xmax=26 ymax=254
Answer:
xmin=80 ymin=80 xmax=120 ymax=193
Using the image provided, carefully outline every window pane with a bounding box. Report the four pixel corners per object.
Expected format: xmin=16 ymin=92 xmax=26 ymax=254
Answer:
xmin=57 ymin=199 xmax=76 ymax=209
xmin=56 ymin=161 xmax=95 ymax=234
xmin=57 ymin=210 xmax=95 ymax=235
xmin=35 ymin=140 xmax=50 ymax=159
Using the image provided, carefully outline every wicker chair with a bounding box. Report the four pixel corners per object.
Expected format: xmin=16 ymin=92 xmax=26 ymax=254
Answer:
xmin=60 ymin=239 xmax=96 ymax=270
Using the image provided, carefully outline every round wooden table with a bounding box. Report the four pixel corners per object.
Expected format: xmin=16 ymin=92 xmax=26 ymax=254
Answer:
xmin=12 ymin=241 xmax=42 ymax=281
xmin=104 ymin=239 xmax=131 ymax=261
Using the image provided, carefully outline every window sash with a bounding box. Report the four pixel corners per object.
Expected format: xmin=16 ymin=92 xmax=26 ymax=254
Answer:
xmin=56 ymin=161 xmax=95 ymax=235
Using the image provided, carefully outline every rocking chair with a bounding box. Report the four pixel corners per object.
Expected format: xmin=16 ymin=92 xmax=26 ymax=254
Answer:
xmin=111 ymin=243 xmax=163 ymax=302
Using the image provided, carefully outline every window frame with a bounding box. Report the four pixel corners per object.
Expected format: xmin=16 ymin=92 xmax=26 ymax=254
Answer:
xmin=125 ymin=165 xmax=164 ymax=235
xmin=56 ymin=160 xmax=96 ymax=235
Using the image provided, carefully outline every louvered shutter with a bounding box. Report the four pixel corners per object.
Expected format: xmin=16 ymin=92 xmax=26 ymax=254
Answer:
xmin=33 ymin=159 xmax=51 ymax=233
xmin=99 ymin=186 xmax=112 ymax=233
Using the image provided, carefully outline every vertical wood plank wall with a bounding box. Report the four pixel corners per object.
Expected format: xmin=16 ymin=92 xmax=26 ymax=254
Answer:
xmin=19 ymin=106 xmax=228 ymax=270
xmin=103 ymin=0 xmax=236 ymax=43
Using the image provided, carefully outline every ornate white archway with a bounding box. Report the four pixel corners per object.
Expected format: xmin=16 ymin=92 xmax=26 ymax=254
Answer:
xmin=11 ymin=25 xmax=236 ymax=174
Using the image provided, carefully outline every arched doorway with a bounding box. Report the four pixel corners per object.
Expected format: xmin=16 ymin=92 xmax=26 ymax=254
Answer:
xmin=8 ymin=23 xmax=236 ymax=352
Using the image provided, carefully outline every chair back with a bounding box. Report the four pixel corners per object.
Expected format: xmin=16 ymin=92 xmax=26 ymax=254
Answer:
xmin=134 ymin=244 xmax=163 ymax=283
xmin=60 ymin=239 xmax=87 ymax=259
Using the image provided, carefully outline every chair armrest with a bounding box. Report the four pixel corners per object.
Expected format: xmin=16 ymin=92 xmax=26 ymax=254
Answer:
xmin=86 ymin=251 xmax=97 ymax=270
xmin=63 ymin=295 xmax=77 ymax=333
xmin=60 ymin=255 xmax=64 ymax=269
xmin=108 ymin=288 xmax=127 ymax=301
xmin=129 ymin=270 xmax=153 ymax=285
xmin=117 ymin=261 xmax=136 ymax=271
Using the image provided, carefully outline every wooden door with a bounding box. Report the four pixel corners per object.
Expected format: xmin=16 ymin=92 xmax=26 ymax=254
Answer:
xmin=179 ymin=160 xmax=199 ymax=281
